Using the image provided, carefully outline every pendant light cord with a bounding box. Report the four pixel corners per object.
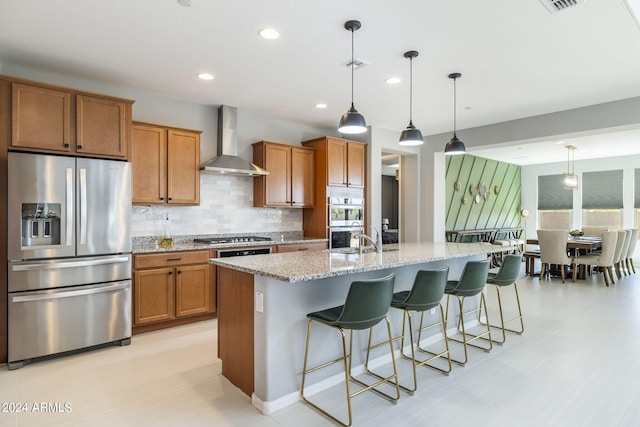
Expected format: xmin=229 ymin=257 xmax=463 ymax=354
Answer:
xmin=453 ymin=76 xmax=457 ymax=136
xmin=409 ymin=57 xmax=413 ymax=123
xmin=350 ymin=28 xmax=354 ymax=105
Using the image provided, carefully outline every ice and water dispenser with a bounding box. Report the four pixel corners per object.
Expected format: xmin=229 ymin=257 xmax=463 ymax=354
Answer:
xmin=21 ymin=203 xmax=61 ymax=247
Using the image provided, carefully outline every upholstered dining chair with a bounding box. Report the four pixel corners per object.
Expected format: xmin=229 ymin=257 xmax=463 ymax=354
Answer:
xmin=624 ymin=229 xmax=638 ymax=274
xmin=572 ymin=231 xmax=618 ymax=286
xmin=618 ymin=229 xmax=632 ymax=276
xmin=537 ymin=230 xmax=574 ymax=283
xmin=612 ymin=230 xmax=628 ymax=280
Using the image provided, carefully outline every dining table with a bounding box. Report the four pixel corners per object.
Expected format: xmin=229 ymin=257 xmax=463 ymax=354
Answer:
xmin=525 ymin=235 xmax=602 ymax=277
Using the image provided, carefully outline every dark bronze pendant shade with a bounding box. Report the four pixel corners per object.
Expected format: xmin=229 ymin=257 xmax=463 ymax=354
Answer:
xmin=399 ymin=50 xmax=424 ymax=146
xmin=444 ymin=72 xmax=466 ymax=155
xmin=338 ymin=20 xmax=367 ymax=135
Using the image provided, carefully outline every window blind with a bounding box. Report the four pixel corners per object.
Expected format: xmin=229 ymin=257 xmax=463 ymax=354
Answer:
xmin=582 ymin=170 xmax=623 ymax=209
xmin=538 ymin=174 xmax=573 ymax=210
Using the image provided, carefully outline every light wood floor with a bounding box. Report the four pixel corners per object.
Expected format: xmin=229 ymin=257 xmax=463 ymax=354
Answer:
xmin=2 ymin=264 xmax=640 ymax=427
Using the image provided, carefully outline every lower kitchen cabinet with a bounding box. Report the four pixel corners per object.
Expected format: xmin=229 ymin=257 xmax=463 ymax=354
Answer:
xmin=276 ymin=241 xmax=327 ymax=253
xmin=133 ymin=250 xmax=215 ymax=333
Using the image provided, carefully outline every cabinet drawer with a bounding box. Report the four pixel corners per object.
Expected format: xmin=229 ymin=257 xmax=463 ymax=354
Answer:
xmin=134 ymin=250 xmax=209 ymax=269
xmin=276 ymin=242 xmax=327 ymax=253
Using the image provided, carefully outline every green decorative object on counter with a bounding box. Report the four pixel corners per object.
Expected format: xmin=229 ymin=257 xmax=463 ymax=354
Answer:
xmin=158 ymin=237 xmax=175 ymax=248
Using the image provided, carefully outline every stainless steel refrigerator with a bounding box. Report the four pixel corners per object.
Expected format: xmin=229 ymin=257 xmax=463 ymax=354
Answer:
xmin=7 ymin=152 xmax=132 ymax=369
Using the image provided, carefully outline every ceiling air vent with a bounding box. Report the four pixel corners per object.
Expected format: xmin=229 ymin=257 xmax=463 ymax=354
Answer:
xmin=540 ymin=0 xmax=586 ymax=13
xmin=344 ymin=58 xmax=369 ymax=70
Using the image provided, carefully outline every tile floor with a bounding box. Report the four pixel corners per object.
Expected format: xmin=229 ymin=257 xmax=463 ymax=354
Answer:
xmin=1 ymin=264 xmax=640 ymax=426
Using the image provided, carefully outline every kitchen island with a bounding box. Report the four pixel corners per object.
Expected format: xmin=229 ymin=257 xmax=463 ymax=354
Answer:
xmin=210 ymin=241 xmax=508 ymax=414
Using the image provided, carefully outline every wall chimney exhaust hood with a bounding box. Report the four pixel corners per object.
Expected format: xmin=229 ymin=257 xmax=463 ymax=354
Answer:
xmin=200 ymin=105 xmax=269 ymax=176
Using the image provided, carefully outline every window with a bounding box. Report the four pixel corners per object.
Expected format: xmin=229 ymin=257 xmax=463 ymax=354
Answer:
xmin=538 ymin=174 xmax=573 ymax=230
xmin=581 ymin=170 xmax=623 ymax=230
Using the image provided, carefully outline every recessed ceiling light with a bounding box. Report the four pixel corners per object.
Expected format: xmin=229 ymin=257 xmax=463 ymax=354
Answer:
xmin=197 ymin=73 xmax=214 ymax=80
xmin=315 ymin=103 xmax=327 ymax=109
xmin=259 ymin=28 xmax=280 ymax=39
xmin=385 ymin=77 xmax=402 ymax=85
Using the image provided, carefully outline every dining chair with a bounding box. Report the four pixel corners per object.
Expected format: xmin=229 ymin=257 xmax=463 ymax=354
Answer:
xmin=537 ymin=230 xmax=574 ymax=283
xmin=612 ymin=230 xmax=628 ymax=280
xmin=624 ymin=229 xmax=638 ymax=274
xmin=572 ymin=231 xmax=618 ymax=286
xmin=618 ymin=229 xmax=632 ymax=276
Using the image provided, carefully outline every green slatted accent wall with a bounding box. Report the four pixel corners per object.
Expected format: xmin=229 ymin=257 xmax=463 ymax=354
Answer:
xmin=445 ymin=154 xmax=521 ymax=231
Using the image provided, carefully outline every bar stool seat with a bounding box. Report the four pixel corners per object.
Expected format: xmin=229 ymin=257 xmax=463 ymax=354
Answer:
xmin=444 ymin=259 xmax=492 ymax=366
xmin=301 ymin=274 xmax=399 ymax=427
xmin=366 ymin=267 xmax=452 ymax=394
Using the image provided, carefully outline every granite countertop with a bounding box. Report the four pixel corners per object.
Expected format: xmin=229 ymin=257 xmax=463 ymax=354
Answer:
xmin=132 ymin=237 xmax=327 ymax=254
xmin=209 ymin=242 xmax=504 ymax=283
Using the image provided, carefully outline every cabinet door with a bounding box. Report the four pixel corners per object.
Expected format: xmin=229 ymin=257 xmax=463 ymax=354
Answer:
xmin=264 ymin=143 xmax=291 ymax=206
xmin=291 ymin=147 xmax=314 ymax=207
xmin=347 ymin=142 xmax=365 ymax=188
xmin=167 ymin=129 xmax=200 ymax=205
xmin=11 ymin=83 xmax=71 ymax=152
xmin=327 ymin=138 xmax=347 ymax=187
xmin=134 ymin=268 xmax=175 ymax=325
xmin=132 ymin=124 xmax=166 ymax=204
xmin=175 ymin=264 xmax=211 ymax=317
xmin=76 ymin=95 xmax=128 ymax=158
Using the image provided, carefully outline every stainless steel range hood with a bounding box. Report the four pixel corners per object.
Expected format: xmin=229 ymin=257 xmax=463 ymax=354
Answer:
xmin=200 ymin=105 xmax=269 ymax=176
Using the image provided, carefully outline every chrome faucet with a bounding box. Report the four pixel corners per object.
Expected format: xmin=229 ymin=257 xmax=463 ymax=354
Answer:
xmin=352 ymin=225 xmax=383 ymax=254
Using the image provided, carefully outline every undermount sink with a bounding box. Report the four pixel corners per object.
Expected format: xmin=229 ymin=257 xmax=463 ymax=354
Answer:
xmin=327 ymin=246 xmax=399 ymax=254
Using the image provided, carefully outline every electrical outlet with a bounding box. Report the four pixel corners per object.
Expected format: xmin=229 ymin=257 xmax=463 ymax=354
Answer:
xmin=255 ymin=292 xmax=264 ymax=313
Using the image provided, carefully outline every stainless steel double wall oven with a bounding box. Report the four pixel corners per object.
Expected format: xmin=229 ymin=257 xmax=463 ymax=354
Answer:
xmin=7 ymin=152 xmax=132 ymax=369
xmin=328 ymin=194 xmax=365 ymax=249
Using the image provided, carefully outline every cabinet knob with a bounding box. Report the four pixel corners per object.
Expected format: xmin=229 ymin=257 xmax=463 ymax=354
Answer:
xmin=64 ymin=143 xmax=69 ymax=148
xmin=77 ymin=145 xmax=83 ymax=149
xmin=177 ymin=270 xmax=182 ymax=274
xmin=160 ymin=197 xmax=164 ymax=201
xmin=168 ymin=271 xmax=173 ymax=275
xmin=168 ymin=197 xmax=173 ymax=201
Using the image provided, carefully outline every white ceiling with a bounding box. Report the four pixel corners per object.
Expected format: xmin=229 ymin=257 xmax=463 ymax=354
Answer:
xmin=1 ymin=0 xmax=640 ymax=163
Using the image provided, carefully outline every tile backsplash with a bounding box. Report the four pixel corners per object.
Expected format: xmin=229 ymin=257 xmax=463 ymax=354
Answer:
xmin=132 ymin=173 xmax=302 ymax=237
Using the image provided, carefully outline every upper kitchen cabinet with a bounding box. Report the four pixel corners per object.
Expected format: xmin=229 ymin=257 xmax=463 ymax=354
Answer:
xmin=303 ymin=136 xmax=365 ymax=188
xmin=131 ymin=122 xmax=201 ymax=205
xmin=252 ymin=141 xmax=314 ymax=208
xmin=9 ymin=79 xmax=133 ymax=159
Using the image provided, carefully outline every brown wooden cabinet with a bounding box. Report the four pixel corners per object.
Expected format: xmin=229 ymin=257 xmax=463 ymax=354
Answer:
xmin=132 ymin=122 xmax=201 ymax=205
xmin=133 ymin=250 xmax=213 ymax=332
xmin=10 ymin=80 xmax=132 ymax=159
xmin=323 ymin=137 xmax=365 ymax=188
xmin=252 ymin=141 xmax=314 ymax=208
xmin=302 ymin=136 xmax=367 ymax=238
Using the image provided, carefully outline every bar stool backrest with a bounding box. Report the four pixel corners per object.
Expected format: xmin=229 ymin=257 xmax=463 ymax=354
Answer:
xmin=401 ymin=267 xmax=449 ymax=311
xmin=335 ymin=274 xmax=395 ymax=330
xmin=490 ymin=254 xmax=523 ymax=286
xmin=449 ymin=259 xmax=490 ymax=297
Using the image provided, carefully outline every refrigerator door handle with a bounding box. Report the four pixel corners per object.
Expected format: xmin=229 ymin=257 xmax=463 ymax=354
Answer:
xmin=11 ymin=256 xmax=131 ymax=271
xmin=79 ymin=167 xmax=87 ymax=245
xmin=10 ymin=282 xmax=130 ymax=303
xmin=66 ymin=167 xmax=74 ymax=246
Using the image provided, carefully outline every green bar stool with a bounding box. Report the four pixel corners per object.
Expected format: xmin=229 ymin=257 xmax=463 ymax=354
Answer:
xmin=444 ymin=259 xmax=492 ymax=366
xmin=366 ymin=267 xmax=451 ymax=394
xmin=300 ymin=274 xmax=400 ymax=427
xmin=481 ymin=253 xmax=525 ymax=344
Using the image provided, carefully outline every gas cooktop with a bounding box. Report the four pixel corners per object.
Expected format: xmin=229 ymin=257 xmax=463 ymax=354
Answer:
xmin=194 ymin=236 xmax=273 ymax=244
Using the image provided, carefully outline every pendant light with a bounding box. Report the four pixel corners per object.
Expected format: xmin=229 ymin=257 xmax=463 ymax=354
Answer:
xmin=399 ymin=50 xmax=424 ymax=146
xmin=444 ymin=72 xmax=466 ymax=155
xmin=338 ymin=20 xmax=367 ymax=134
xmin=563 ymin=145 xmax=578 ymax=189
